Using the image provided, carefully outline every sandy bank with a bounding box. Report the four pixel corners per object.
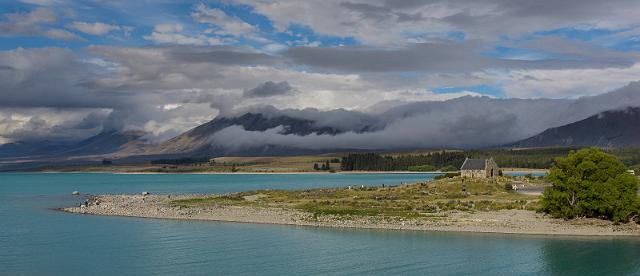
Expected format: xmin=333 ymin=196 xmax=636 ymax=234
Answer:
xmin=62 ymin=195 xmax=640 ymax=236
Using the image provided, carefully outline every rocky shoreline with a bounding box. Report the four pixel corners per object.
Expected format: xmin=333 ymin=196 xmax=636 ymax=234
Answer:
xmin=61 ymin=194 xmax=640 ymax=236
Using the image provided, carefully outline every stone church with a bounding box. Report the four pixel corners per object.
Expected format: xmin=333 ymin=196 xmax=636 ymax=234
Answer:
xmin=460 ymin=157 xmax=501 ymax=178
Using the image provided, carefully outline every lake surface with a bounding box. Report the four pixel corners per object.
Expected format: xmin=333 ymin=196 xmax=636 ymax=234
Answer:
xmin=504 ymin=171 xmax=548 ymax=177
xmin=1 ymin=173 xmax=639 ymax=275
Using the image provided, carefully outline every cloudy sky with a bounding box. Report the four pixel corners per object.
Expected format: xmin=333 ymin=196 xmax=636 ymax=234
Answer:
xmin=2 ymin=0 xmax=640 ymax=144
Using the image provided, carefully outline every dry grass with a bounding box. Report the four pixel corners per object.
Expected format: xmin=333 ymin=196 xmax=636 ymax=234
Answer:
xmin=170 ymin=176 xmax=541 ymax=219
xmin=213 ymin=154 xmax=342 ymax=172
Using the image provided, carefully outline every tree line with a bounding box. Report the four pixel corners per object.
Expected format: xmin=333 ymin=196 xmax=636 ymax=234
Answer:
xmin=338 ymin=147 xmax=640 ymax=171
xmin=150 ymin=157 xmax=213 ymax=165
xmin=340 ymin=151 xmax=466 ymax=171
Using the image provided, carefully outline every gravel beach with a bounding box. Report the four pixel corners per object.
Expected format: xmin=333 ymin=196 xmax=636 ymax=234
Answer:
xmin=62 ymin=194 xmax=640 ymax=236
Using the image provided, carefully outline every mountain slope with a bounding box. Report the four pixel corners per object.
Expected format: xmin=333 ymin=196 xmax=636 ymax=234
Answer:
xmin=512 ymin=107 xmax=640 ymax=148
xmin=0 ymin=130 xmax=148 ymax=159
xmin=135 ymin=82 xmax=640 ymax=156
xmin=141 ymin=112 xmax=370 ymax=156
xmin=56 ymin=130 xmax=148 ymax=156
xmin=0 ymin=141 xmax=72 ymax=158
xmin=5 ymin=81 xmax=640 ymax=161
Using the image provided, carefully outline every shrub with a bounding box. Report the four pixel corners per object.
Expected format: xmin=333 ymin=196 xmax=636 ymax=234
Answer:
xmin=439 ymin=165 xmax=458 ymax=172
xmin=541 ymin=148 xmax=639 ymax=223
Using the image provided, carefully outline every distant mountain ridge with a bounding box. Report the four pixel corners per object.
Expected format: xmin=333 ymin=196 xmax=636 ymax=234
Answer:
xmin=4 ymin=82 xmax=640 ymax=165
xmin=0 ymin=130 xmax=147 ymax=159
xmin=140 ymin=112 xmax=370 ymax=157
xmin=512 ymin=107 xmax=640 ymax=148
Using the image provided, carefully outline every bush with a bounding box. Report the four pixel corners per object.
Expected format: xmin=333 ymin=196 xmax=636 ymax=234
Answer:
xmin=439 ymin=165 xmax=458 ymax=172
xmin=541 ymin=148 xmax=639 ymax=223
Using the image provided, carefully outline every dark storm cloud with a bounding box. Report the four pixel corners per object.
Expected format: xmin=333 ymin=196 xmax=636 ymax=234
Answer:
xmin=243 ymin=81 xmax=293 ymax=98
xmin=284 ymin=42 xmax=489 ymax=73
xmin=233 ymin=105 xmax=382 ymax=133
xmin=0 ymin=47 xmax=124 ymax=109
xmin=340 ymin=2 xmax=424 ymax=23
xmin=165 ymin=46 xmax=281 ymax=66
xmin=341 ymin=0 xmax=640 ymax=36
xmin=284 ymin=40 xmax=636 ymax=73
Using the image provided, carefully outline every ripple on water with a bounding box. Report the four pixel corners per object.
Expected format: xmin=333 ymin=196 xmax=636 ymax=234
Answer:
xmin=1 ymin=173 xmax=639 ymax=275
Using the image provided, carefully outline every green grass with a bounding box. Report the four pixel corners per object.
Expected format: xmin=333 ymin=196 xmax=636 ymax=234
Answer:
xmin=169 ymin=176 xmax=542 ymax=219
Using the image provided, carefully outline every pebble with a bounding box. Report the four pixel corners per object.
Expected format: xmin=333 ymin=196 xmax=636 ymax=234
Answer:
xmin=61 ymin=194 xmax=640 ymax=236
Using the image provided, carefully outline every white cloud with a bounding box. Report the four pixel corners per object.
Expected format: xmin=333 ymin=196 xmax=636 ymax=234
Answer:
xmin=231 ymin=0 xmax=640 ymax=46
xmin=144 ymin=31 xmax=206 ymax=45
xmin=143 ymin=23 xmax=226 ymax=46
xmin=67 ymin=21 xmax=122 ymax=36
xmin=0 ymin=7 xmax=57 ymax=37
xmin=502 ymin=64 xmax=640 ymax=98
xmin=262 ymin=43 xmax=287 ymax=53
xmin=5 ymin=7 xmax=57 ymax=25
xmin=154 ymin=23 xmax=183 ymax=33
xmin=191 ymin=3 xmax=258 ymax=37
xmin=0 ymin=7 xmax=85 ymax=41
xmin=0 ymin=108 xmax=108 ymax=143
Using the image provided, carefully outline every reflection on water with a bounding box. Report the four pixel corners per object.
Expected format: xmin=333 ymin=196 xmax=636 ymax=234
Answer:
xmin=541 ymin=237 xmax=640 ymax=275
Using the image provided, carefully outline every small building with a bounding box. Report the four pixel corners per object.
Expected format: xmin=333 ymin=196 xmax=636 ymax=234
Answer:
xmin=460 ymin=157 xmax=501 ymax=178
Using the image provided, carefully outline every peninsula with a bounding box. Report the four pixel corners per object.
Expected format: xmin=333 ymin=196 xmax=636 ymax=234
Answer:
xmin=62 ymin=175 xmax=640 ymax=236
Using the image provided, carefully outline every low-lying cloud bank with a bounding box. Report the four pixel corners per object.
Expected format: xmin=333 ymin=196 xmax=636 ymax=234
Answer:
xmin=2 ymin=44 xmax=640 ymax=148
xmin=208 ymin=82 xmax=640 ymax=150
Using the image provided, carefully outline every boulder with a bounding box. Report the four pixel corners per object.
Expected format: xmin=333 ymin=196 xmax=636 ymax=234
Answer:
xmin=142 ymin=191 xmax=150 ymax=196
xmin=72 ymin=191 xmax=80 ymax=195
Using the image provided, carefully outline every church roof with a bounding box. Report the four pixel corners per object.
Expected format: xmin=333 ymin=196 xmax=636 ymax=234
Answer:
xmin=460 ymin=158 xmax=487 ymax=170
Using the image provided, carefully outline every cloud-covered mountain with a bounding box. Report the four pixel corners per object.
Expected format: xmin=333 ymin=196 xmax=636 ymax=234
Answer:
xmin=128 ymin=81 xmax=640 ymax=157
xmin=2 ymin=81 xmax=640 ymax=164
xmin=0 ymin=130 xmax=147 ymax=159
xmin=136 ymin=111 xmax=379 ymax=157
xmin=512 ymin=107 xmax=640 ymax=148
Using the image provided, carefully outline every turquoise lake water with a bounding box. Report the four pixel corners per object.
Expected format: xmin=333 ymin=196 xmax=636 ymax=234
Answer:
xmin=1 ymin=172 xmax=639 ymax=275
xmin=504 ymin=171 xmax=548 ymax=177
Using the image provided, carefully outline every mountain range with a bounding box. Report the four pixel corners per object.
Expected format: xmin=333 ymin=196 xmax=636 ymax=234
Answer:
xmin=511 ymin=107 xmax=640 ymax=148
xmin=2 ymin=81 xmax=640 ymax=168
xmin=0 ymin=130 xmax=147 ymax=159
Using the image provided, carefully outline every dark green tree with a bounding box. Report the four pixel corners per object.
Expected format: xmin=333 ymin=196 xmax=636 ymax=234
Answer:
xmin=541 ymin=148 xmax=639 ymax=223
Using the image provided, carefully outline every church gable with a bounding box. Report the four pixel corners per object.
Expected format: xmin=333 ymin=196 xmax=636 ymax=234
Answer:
xmin=460 ymin=157 xmax=501 ymax=178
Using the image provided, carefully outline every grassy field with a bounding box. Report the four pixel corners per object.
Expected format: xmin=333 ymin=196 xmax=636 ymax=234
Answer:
xmin=213 ymin=154 xmax=343 ymax=172
xmin=39 ymin=154 xmax=344 ymax=173
xmin=171 ymin=176 xmax=543 ymax=219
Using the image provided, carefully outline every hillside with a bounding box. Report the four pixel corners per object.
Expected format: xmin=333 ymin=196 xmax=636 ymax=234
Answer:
xmin=0 ymin=130 xmax=147 ymax=159
xmin=4 ymin=82 xmax=640 ymax=164
xmin=139 ymin=112 xmax=370 ymax=157
xmin=512 ymin=107 xmax=640 ymax=148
